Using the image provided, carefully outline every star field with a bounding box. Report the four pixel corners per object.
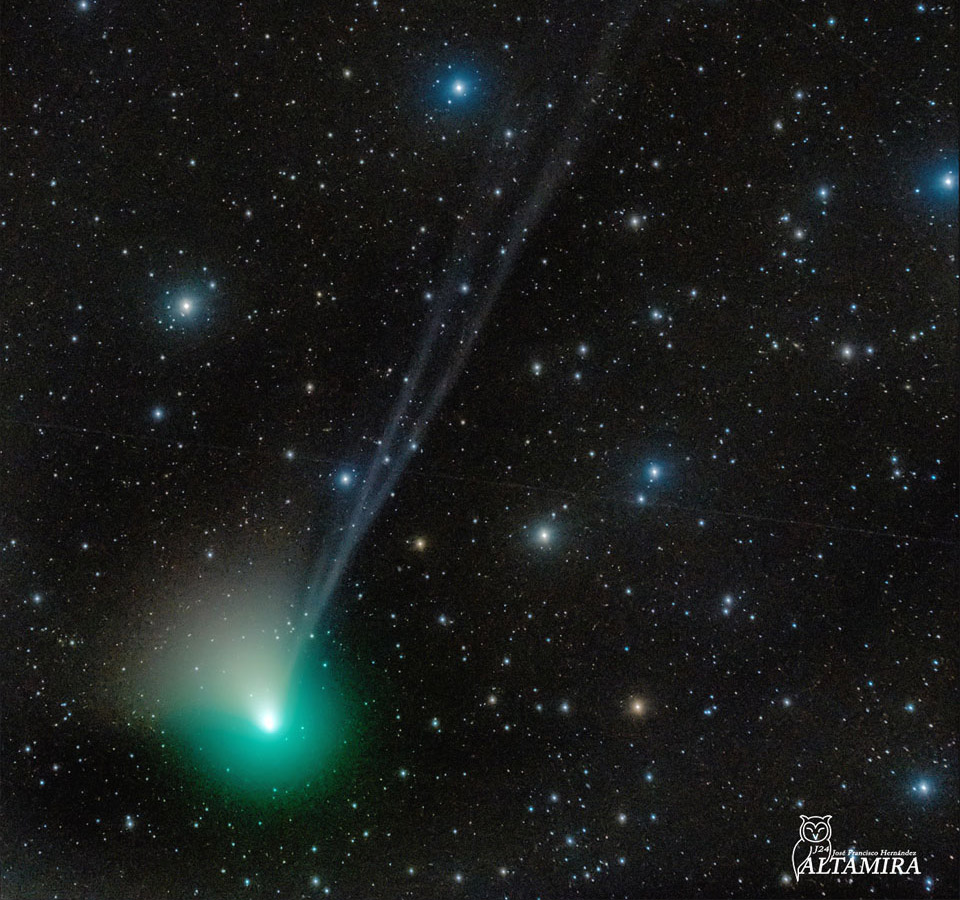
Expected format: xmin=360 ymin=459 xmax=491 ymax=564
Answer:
xmin=1 ymin=2 xmax=958 ymax=899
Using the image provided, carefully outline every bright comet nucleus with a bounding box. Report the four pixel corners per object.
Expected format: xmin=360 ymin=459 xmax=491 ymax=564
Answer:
xmin=258 ymin=709 xmax=279 ymax=733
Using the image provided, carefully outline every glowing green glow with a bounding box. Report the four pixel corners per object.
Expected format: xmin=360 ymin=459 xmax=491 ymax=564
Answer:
xmin=171 ymin=648 xmax=353 ymax=797
xmin=133 ymin=589 xmax=363 ymax=801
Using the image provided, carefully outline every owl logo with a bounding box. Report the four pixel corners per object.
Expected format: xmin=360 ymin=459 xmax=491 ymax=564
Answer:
xmin=792 ymin=815 xmax=832 ymax=880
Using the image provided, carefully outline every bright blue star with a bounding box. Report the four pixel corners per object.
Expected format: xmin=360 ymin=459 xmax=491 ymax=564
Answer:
xmin=532 ymin=525 xmax=553 ymax=548
xmin=430 ymin=65 xmax=484 ymax=111
xmin=445 ymin=76 xmax=472 ymax=105
xmin=159 ymin=281 xmax=215 ymax=330
xmin=911 ymin=778 xmax=934 ymax=798
xmin=914 ymin=160 xmax=958 ymax=206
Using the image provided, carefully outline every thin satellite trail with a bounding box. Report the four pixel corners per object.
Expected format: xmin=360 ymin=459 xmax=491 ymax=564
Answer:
xmin=1 ymin=415 xmax=951 ymax=548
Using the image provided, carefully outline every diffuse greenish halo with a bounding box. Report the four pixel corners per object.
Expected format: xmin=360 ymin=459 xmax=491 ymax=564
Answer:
xmin=169 ymin=648 xmax=361 ymax=799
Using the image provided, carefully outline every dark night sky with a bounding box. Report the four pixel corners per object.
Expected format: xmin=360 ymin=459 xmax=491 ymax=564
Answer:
xmin=2 ymin=1 xmax=957 ymax=898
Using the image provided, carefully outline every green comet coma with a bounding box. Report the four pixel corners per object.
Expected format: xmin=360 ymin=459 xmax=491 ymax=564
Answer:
xmin=170 ymin=649 xmax=358 ymax=799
